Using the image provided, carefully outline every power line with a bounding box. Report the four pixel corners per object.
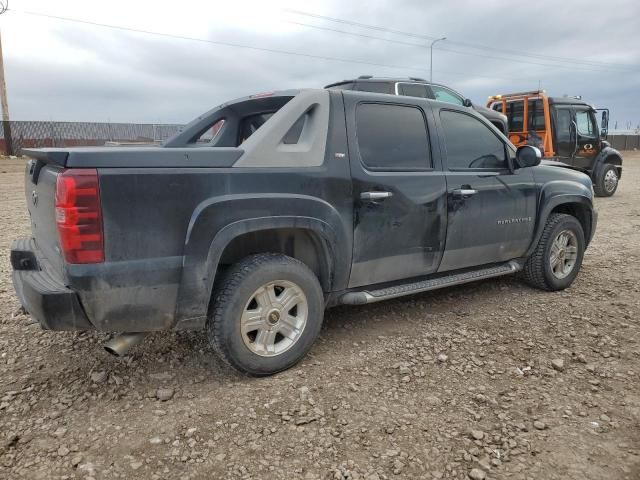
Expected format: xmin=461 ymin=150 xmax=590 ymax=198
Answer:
xmin=6 ymin=8 xmax=509 ymax=81
xmin=435 ymin=46 xmax=628 ymax=74
xmin=286 ymin=19 xmax=427 ymax=48
xmin=282 ymin=17 xmax=631 ymax=74
xmin=446 ymin=38 xmax=637 ymax=71
xmin=285 ymin=8 xmax=440 ymax=42
xmin=284 ymin=8 xmax=638 ymax=71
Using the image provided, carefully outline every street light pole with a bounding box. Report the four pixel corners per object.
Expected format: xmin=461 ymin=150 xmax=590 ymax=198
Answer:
xmin=429 ymin=37 xmax=446 ymax=83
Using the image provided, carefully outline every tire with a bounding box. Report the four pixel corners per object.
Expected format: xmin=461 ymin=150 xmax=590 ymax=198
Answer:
xmin=522 ymin=213 xmax=585 ymax=291
xmin=207 ymin=253 xmax=324 ymax=376
xmin=593 ymin=163 xmax=619 ymax=197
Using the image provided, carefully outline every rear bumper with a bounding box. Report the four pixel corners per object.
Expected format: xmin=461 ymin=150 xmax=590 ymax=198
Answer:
xmin=10 ymin=238 xmax=94 ymax=330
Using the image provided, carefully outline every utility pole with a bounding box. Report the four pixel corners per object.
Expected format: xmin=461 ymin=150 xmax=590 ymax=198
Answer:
xmin=429 ymin=37 xmax=446 ymax=83
xmin=0 ymin=2 xmax=11 ymax=156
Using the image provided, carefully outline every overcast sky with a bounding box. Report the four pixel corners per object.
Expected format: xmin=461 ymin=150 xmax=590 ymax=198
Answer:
xmin=2 ymin=0 xmax=639 ymax=128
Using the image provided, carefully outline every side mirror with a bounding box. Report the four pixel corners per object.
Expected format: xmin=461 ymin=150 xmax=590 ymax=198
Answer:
xmin=463 ymin=98 xmax=473 ymax=108
xmin=515 ymin=145 xmax=542 ymax=168
xmin=600 ymin=110 xmax=609 ymax=139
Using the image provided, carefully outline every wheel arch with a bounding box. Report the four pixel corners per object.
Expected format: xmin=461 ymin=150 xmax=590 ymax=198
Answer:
xmin=526 ymin=193 xmax=595 ymax=257
xmin=174 ymin=214 xmax=347 ymax=330
xmin=215 ymin=223 xmax=335 ymax=293
xmin=594 ymin=147 xmax=623 ymax=180
xmin=548 ymin=202 xmax=593 ymax=244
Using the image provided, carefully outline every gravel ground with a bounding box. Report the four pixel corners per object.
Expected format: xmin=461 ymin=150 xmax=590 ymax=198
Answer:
xmin=1 ymin=154 xmax=639 ymax=480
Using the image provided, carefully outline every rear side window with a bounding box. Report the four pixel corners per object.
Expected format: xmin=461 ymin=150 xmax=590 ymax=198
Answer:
xmin=440 ymin=110 xmax=507 ymax=170
xmin=507 ymin=100 xmax=524 ymax=131
xmin=354 ymin=82 xmax=394 ymax=94
xmin=397 ymin=83 xmax=429 ymax=98
xmin=528 ymin=99 xmax=545 ymax=131
xmin=356 ymin=103 xmax=431 ymax=170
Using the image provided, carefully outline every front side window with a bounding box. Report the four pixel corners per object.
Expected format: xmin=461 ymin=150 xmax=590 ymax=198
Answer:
xmin=440 ymin=110 xmax=507 ymax=170
xmin=575 ymin=110 xmax=596 ymax=137
xmin=356 ymin=103 xmax=431 ymax=170
xmin=430 ymin=86 xmax=465 ymax=106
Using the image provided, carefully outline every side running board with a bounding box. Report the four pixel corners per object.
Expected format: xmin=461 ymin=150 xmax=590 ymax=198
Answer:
xmin=340 ymin=260 xmax=522 ymax=305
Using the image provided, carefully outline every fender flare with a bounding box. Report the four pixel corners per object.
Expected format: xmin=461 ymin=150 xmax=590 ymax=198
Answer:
xmin=525 ymin=191 xmax=594 ymax=258
xmin=592 ymin=146 xmax=623 ymax=180
xmin=173 ymin=194 xmax=350 ymax=328
xmin=203 ymin=215 xmax=340 ymax=292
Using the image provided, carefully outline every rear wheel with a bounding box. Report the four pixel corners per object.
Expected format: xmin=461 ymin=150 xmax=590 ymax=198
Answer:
xmin=593 ymin=163 xmax=618 ymax=197
xmin=522 ymin=213 xmax=585 ymax=291
xmin=207 ymin=253 xmax=324 ymax=375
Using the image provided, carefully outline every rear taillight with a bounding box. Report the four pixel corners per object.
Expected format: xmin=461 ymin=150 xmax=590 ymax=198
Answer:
xmin=55 ymin=169 xmax=104 ymax=264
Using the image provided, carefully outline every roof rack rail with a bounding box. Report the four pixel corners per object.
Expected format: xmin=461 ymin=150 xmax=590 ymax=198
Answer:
xmin=409 ymin=77 xmax=426 ymax=82
xmin=488 ymin=90 xmax=545 ymax=100
xmin=358 ymin=75 xmax=373 ymax=79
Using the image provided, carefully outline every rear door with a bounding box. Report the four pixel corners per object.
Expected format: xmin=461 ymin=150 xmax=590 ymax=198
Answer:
xmin=552 ymin=106 xmax=576 ymax=161
xmin=343 ymin=92 xmax=448 ymax=288
xmin=435 ymin=108 xmax=536 ymax=272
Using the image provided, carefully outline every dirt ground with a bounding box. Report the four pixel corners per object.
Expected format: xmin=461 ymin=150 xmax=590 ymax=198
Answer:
xmin=1 ymin=154 xmax=639 ymax=480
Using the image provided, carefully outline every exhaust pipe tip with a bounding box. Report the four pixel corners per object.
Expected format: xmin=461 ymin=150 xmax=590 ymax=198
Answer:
xmin=104 ymin=332 xmax=148 ymax=356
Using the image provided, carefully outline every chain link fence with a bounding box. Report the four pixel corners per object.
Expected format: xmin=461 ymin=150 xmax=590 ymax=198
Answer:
xmin=3 ymin=121 xmax=637 ymax=157
xmin=0 ymin=121 xmax=183 ymax=155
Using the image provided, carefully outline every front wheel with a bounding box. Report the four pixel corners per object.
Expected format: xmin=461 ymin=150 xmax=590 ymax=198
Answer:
xmin=593 ymin=163 xmax=619 ymax=197
xmin=522 ymin=213 xmax=585 ymax=291
xmin=207 ymin=253 xmax=324 ymax=376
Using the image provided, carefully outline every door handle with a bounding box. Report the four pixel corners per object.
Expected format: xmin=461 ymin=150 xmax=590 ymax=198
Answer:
xmin=451 ymin=188 xmax=478 ymax=198
xmin=360 ymin=191 xmax=393 ymax=201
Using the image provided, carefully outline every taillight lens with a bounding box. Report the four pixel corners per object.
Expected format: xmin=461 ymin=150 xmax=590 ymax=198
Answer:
xmin=55 ymin=169 xmax=104 ymax=264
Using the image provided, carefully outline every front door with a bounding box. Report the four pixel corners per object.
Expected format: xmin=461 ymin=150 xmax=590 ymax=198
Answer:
xmin=572 ymin=107 xmax=599 ymax=170
xmin=343 ymin=92 xmax=448 ymax=288
xmin=435 ymin=108 xmax=537 ymax=272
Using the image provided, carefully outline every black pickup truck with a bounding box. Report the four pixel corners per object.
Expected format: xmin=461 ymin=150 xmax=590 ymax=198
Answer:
xmin=11 ymin=88 xmax=597 ymax=375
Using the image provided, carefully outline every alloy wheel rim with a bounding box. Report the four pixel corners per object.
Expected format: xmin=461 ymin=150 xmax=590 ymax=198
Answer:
xmin=549 ymin=229 xmax=579 ymax=279
xmin=240 ymin=280 xmax=308 ymax=357
xmin=604 ymin=169 xmax=618 ymax=193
